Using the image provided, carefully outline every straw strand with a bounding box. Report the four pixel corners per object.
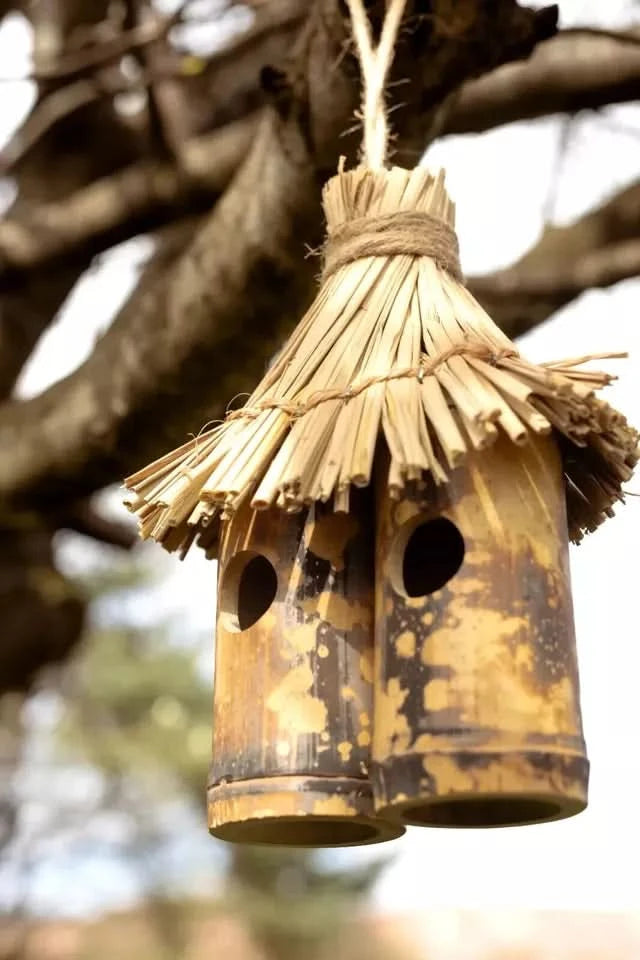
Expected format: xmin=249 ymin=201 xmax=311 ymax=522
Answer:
xmin=226 ymin=343 xmax=516 ymax=423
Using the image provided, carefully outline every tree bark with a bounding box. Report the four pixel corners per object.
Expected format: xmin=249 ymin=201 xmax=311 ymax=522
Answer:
xmin=446 ymin=29 xmax=640 ymax=133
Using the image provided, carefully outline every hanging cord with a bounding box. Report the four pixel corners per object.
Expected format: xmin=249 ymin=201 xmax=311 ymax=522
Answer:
xmin=345 ymin=0 xmax=408 ymax=168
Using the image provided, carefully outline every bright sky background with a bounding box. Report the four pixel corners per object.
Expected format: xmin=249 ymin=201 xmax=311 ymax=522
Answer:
xmin=1 ymin=0 xmax=639 ymax=927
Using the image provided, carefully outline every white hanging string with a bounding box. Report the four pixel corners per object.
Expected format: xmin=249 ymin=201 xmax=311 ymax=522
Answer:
xmin=345 ymin=0 xmax=408 ymax=169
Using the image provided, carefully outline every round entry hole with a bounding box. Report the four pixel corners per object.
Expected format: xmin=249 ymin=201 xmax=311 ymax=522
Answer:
xmin=393 ymin=517 xmax=465 ymax=598
xmin=220 ymin=551 xmax=278 ymax=632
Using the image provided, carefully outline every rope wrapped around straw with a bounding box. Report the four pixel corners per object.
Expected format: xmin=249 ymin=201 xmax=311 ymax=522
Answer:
xmin=123 ymin=161 xmax=638 ymax=558
xmin=123 ymin=0 xmax=638 ymax=558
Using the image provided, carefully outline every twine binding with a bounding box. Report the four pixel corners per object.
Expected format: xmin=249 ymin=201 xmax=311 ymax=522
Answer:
xmin=322 ymin=211 xmax=462 ymax=281
xmin=227 ymin=345 xmax=513 ymax=422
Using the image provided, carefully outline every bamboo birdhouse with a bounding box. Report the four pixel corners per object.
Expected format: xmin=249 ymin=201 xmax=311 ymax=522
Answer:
xmin=123 ymin=0 xmax=638 ymax=842
xmin=373 ymin=434 xmax=587 ymax=827
xmin=208 ymin=492 xmax=403 ymax=846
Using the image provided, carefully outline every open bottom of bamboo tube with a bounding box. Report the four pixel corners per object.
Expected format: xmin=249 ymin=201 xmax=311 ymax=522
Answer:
xmin=208 ymin=775 xmax=404 ymax=846
xmin=373 ymin=751 xmax=589 ymax=829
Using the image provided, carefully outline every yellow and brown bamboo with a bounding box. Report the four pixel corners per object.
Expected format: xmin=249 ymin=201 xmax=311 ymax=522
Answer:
xmin=372 ymin=436 xmax=588 ymax=827
xmin=209 ymin=490 xmax=403 ymax=845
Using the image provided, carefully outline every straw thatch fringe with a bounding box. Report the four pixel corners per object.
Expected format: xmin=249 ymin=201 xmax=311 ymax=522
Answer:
xmin=123 ymin=165 xmax=639 ymax=558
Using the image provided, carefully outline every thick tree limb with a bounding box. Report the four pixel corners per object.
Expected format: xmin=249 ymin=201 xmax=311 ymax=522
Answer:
xmin=0 ymin=109 xmax=321 ymax=508
xmin=445 ymin=29 xmax=640 ymax=134
xmin=562 ymin=27 xmax=640 ymax=47
xmin=467 ymin=181 xmax=640 ymax=338
xmin=0 ymin=116 xmax=257 ymax=278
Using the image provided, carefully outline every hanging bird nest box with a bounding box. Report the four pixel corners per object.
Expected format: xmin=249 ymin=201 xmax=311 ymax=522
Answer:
xmin=123 ymin=0 xmax=638 ymax=842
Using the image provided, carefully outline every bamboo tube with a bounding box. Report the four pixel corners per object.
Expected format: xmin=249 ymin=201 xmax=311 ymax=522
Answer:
xmin=371 ymin=436 xmax=589 ymax=828
xmin=209 ymin=489 xmax=403 ymax=846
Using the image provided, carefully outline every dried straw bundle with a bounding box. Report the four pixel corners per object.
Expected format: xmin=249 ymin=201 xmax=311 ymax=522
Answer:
xmin=123 ymin=163 xmax=638 ymax=558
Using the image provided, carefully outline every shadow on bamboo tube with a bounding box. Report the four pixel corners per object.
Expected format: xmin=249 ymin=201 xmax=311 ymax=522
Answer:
xmin=372 ymin=436 xmax=589 ymax=829
xmin=208 ymin=490 xmax=404 ymax=846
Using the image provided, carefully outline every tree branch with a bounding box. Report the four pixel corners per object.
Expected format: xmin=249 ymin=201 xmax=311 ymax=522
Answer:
xmin=445 ymin=28 xmax=640 ymax=134
xmin=0 ymin=107 xmax=321 ymax=508
xmin=0 ymin=1 xmax=152 ymax=401
xmin=0 ymin=115 xmax=257 ymax=278
xmin=0 ymin=6 xmax=560 ymax=278
xmin=561 ymin=26 xmax=640 ymax=47
xmin=467 ymin=180 xmax=640 ymax=338
xmin=0 ymin=0 xmax=147 ymax=698
xmin=0 ymin=0 xmax=306 ymax=174
xmin=0 ymin=0 xmax=558 ymax=509
xmin=0 ymin=72 xmax=126 ymax=174
xmin=8 ymin=22 xmax=638 ymax=284
xmin=24 ymin=3 xmax=189 ymax=82
xmin=59 ymin=500 xmax=137 ymax=549
xmin=7 ymin=21 xmax=633 ymax=180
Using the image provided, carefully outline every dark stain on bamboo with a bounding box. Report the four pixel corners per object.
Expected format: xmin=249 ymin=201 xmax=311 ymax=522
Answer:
xmin=372 ymin=432 xmax=589 ymax=828
xmin=208 ymin=487 xmax=403 ymax=845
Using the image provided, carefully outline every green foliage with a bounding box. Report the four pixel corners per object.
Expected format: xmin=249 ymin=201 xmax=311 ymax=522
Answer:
xmin=60 ymin=625 xmax=211 ymax=798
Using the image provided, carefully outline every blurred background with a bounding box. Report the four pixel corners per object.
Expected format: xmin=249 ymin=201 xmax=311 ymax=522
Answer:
xmin=1 ymin=0 xmax=639 ymax=958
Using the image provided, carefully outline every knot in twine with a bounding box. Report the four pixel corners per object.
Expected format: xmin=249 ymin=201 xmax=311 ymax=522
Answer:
xmin=322 ymin=210 xmax=462 ymax=281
